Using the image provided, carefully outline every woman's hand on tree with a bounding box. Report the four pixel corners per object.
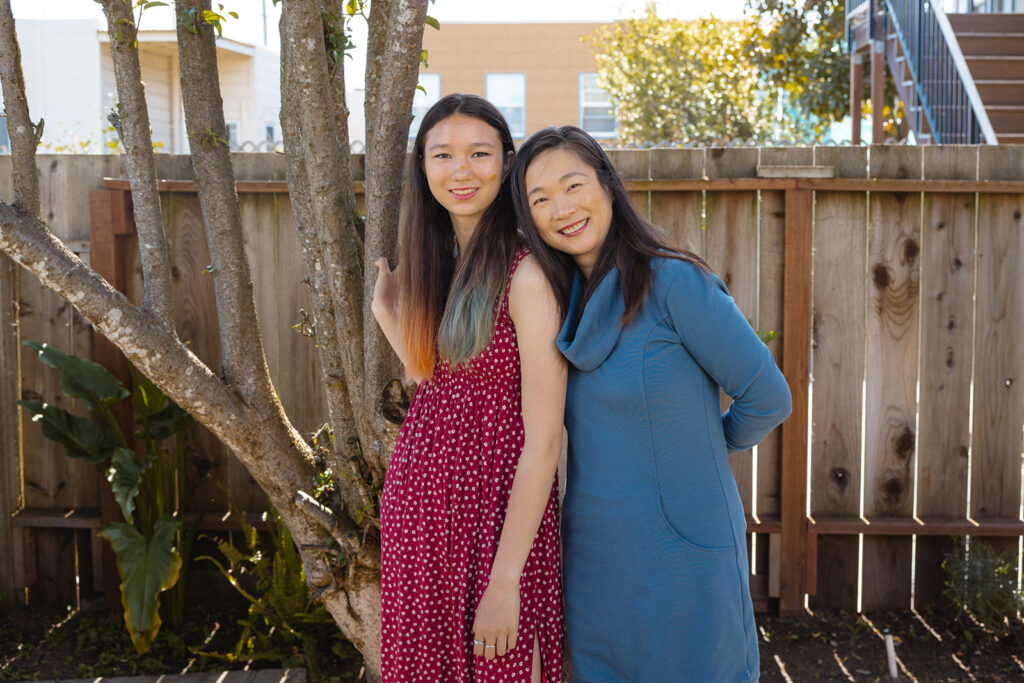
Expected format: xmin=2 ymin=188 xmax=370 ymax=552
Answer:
xmin=371 ymin=257 xmax=396 ymax=322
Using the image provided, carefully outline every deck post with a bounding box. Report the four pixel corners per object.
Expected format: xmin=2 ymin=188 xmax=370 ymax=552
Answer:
xmin=779 ymin=188 xmax=813 ymax=616
xmin=87 ymin=188 xmax=137 ymax=608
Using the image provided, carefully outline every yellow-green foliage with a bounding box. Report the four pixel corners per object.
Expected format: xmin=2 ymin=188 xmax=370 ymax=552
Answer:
xmin=586 ymin=9 xmax=779 ymax=146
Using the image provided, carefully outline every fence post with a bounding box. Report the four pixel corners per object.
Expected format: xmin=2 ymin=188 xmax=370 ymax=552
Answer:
xmin=779 ymin=188 xmax=813 ymax=616
xmin=87 ymin=188 xmax=137 ymax=608
xmin=0 ymin=254 xmax=20 ymax=605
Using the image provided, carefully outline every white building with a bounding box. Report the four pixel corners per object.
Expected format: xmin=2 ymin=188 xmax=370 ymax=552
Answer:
xmin=1 ymin=19 xmax=280 ymax=154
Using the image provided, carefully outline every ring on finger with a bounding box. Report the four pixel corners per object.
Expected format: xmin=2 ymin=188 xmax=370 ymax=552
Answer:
xmin=473 ymin=639 xmax=486 ymax=646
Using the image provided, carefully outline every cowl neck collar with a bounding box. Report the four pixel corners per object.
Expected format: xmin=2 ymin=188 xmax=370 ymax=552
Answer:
xmin=556 ymin=267 xmax=625 ymax=371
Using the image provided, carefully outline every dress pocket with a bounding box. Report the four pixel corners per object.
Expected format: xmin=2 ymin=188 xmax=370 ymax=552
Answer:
xmin=654 ymin=494 xmax=736 ymax=552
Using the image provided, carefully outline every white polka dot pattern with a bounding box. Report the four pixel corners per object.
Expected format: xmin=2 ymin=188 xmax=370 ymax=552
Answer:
xmin=380 ymin=247 xmax=563 ymax=682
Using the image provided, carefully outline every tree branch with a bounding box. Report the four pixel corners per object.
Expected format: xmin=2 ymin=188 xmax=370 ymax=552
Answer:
xmin=280 ymin=0 xmax=368 ymax=428
xmin=174 ymin=0 xmax=276 ymax=410
xmin=98 ymin=0 xmax=176 ymax=328
xmin=361 ymin=0 xmax=427 ymax=433
xmin=363 ymin=0 xmax=391 ymax=142
xmin=0 ymin=1 xmax=42 ymax=216
xmin=294 ymin=490 xmax=362 ymax=555
xmin=280 ymin=8 xmax=379 ymax=522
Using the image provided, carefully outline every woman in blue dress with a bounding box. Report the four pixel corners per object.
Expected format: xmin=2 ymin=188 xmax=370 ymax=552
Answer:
xmin=509 ymin=127 xmax=792 ymax=682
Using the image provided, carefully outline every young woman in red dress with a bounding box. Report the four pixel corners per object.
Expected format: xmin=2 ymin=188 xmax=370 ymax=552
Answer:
xmin=371 ymin=94 xmax=564 ymax=683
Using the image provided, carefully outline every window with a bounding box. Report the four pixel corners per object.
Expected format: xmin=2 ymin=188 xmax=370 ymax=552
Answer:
xmin=265 ymin=125 xmax=276 ymax=143
xmin=0 ymin=116 xmax=9 ymax=154
xmin=579 ymin=74 xmax=616 ymax=138
xmin=225 ymin=121 xmax=240 ymax=150
xmin=410 ymin=74 xmax=441 ymax=139
xmin=486 ymin=73 xmax=526 ymax=138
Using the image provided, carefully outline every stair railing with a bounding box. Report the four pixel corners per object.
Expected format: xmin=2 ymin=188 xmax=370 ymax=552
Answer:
xmin=885 ymin=0 xmax=998 ymax=143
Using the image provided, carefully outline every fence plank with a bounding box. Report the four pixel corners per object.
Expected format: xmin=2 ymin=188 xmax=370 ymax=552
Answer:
xmin=608 ymin=149 xmax=649 ymax=219
xmin=704 ymin=149 xmax=759 ymax=521
xmin=272 ymin=194 xmax=328 ymax=440
xmin=236 ymin=194 xmax=280 ymax=512
xmin=809 ymin=146 xmax=868 ymax=609
xmin=0 ymin=153 xmax=15 ymax=605
xmin=862 ymin=146 xmax=922 ymax=611
xmin=914 ymin=146 xmax=977 ymax=606
xmin=162 ymin=194 xmax=230 ymax=514
xmin=649 ymin=149 xmax=703 ymax=255
xmin=19 ymin=280 xmax=71 ymax=511
xmin=971 ymin=147 xmax=1024 ymax=563
xmin=0 ymin=254 xmax=19 ymax=602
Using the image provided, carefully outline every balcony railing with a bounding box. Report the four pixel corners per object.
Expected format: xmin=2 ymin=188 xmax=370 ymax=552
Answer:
xmin=884 ymin=0 xmax=997 ymax=143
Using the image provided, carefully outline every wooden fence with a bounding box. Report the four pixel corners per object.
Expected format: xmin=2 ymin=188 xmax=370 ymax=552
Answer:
xmin=1 ymin=147 xmax=1022 ymax=616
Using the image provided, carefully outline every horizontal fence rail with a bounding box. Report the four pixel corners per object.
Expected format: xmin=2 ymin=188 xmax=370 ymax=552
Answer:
xmin=2 ymin=149 xmax=1023 ymax=616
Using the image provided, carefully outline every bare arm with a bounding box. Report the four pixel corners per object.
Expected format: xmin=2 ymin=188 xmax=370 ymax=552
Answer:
xmin=371 ymin=257 xmax=410 ymax=369
xmin=472 ymin=254 xmax=567 ymax=660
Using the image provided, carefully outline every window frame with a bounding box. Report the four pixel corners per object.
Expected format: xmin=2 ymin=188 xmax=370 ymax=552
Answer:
xmin=485 ymin=72 xmax=527 ymax=139
xmin=578 ymin=73 xmax=617 ymax=139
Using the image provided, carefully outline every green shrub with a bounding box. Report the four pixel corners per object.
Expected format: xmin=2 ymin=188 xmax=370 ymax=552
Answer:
xmin=198 ymin=507 xmax=360 ymax=680
xmin=943 ymin=537 xmax=1023 ymax=639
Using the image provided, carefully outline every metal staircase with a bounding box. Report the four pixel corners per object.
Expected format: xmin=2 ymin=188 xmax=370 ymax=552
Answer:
xmin=847 ymin=0 xmax=1024 ymax=144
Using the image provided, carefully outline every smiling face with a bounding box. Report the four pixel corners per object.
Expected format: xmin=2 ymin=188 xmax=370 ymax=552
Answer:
xmin=524 ymin=146 xmax=613 ymax=279
xmin=422 ymin=113 xmax=509 ymax=242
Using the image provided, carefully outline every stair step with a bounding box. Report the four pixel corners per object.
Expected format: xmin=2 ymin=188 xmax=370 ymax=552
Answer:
xmin=966 ymin=55 xmax=1024 ymax=79
xmin=976 ymin=80 xmax=1024 ymax=106
xmin=957 ymin=33 xmax=1024 ymax=57
xmin=995 ymin=133 xmax=1024 ymax=143
xmin=986 ymin=106 xmax=1024 ymax=133
xmin=948 ymin=13 xmax=1024 ymax=34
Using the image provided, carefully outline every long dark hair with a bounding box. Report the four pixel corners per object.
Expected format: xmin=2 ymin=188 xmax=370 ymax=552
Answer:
xmin=397 ymin=93 xmax=519 ymax=380
xmin=510 ymin=125 xmax=708 ymax=323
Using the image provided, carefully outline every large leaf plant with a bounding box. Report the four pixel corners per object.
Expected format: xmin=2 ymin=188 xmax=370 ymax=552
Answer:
xmin=17 ymin=341 xmax=199 ymax=653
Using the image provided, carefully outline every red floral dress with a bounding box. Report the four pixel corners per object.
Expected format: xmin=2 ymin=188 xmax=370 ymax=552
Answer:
xmin=380 ymin=247 xmax=562 ymax=682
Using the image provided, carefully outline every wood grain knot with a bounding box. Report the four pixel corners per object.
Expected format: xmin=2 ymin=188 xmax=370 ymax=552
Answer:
xmin=1013 ymin=210 xmax=1021 ymax=221
xmin=895 ymin=427 xmax=915 ymax=461
xmin=882 ymin=476 xmax=904 ymax=503
xmin=831 ymin=466 xmax=850 ymax=493
xmin=902 ymin=238 xmax=919 ymax=264
xmin=935 ymin=221 xmax=945 ymax=231
xmin=191 ymin=451 xmax=213 ymax=475
xmin=958 ymin=446 xmax=968 ymax=459
xmin=872 ymin=264 xmax=891 ymax=289
xmin=952 ymin=257 xmax=963 ymax=271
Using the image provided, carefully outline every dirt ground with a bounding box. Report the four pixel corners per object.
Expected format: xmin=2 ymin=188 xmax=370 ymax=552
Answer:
xmin=756 ymin=607 xmax=1024 ymax=682
xmin=2 ymin=601 xmax=1022 ymax=682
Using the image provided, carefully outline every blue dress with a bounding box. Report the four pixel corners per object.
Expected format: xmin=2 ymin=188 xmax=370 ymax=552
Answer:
xmin=557 ymin=257 xmax=792 ymax=683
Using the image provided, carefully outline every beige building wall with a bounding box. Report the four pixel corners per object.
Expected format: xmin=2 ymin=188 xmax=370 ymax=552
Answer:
xmin=421 ymin=22 xmax=604 ymax=138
